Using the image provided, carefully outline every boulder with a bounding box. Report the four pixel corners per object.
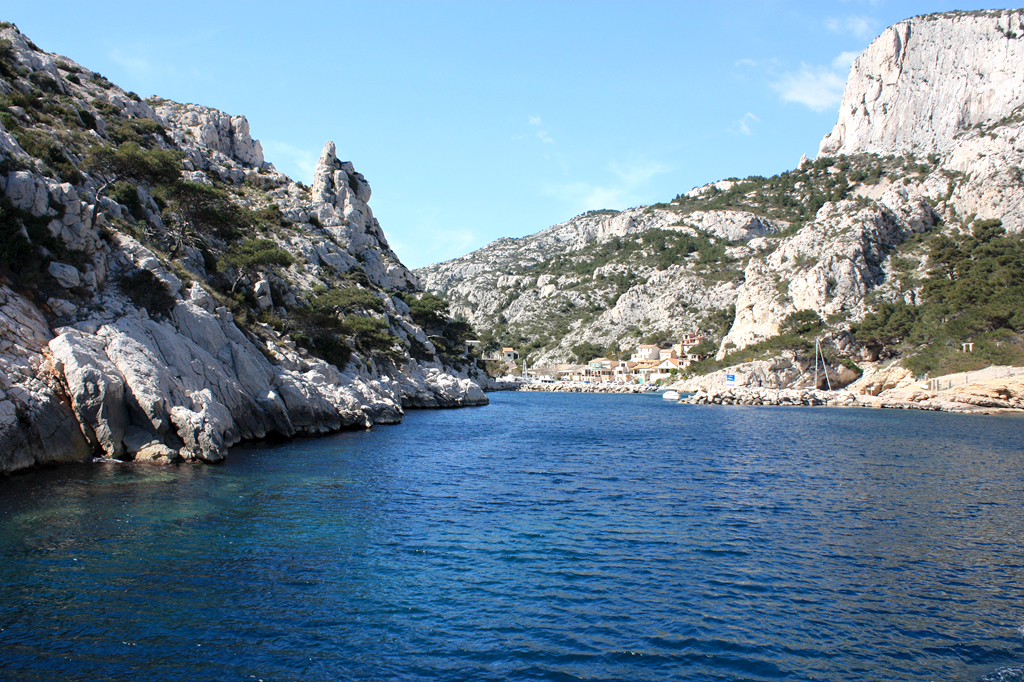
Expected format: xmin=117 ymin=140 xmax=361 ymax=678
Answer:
xmin=47 ymin=262 xmax=81 ymax=289
xmin=48 ymin=332 xmax=129 ymax=458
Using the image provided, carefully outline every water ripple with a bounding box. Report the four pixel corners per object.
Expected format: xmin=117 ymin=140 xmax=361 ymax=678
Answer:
xmin=1 ymin=393 xmax=1023 ymax=681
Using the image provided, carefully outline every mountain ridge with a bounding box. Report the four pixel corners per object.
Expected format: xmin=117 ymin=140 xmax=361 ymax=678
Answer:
xmin=417 ymin=9 xmax=1024 ymax=377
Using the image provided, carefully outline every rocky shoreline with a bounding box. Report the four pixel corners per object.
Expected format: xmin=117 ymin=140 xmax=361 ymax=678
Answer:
xmin=682 ymin=382 xmax=1024 ymax=416
xmin=685 ymin=387 xmax=855 ymax=407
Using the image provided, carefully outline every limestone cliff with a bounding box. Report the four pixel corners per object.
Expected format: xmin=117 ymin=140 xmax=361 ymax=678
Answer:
xmin=418 ymin=9 xmax=1024 ymax=376
xmin=819 ymin=8 xmax=1024 ymax=233
xmin=0 ymin=24 xmax=486 ymax=473
xmin=820 ymin=9 xmax=1024 ymax=157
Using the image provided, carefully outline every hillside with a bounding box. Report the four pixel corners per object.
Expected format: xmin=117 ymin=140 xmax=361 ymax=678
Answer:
xmin=417 ymin=9 xmax=1024 ymax=377
xmin=0 ymin=23 xmax=487 ymax=473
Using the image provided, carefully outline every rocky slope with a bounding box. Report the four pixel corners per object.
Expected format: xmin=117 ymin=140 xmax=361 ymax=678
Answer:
xmin=0 ymin=24 xmax=487 ymax=473
xmin=417 ymin=9 xmax=1024 ymax=375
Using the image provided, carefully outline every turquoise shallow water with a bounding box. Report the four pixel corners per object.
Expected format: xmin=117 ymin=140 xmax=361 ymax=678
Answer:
xmin=1 ymin=392 xmax=1024 ymax=681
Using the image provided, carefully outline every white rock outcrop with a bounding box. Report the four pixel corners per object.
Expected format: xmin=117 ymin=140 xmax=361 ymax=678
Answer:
xmin=820 ymin=10 xmax=1024 ymax=157
xmin=0 ymin=25 xmax=488 ymax=474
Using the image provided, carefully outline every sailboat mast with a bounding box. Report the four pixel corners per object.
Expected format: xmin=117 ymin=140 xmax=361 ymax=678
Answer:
xmin=814 ymin=338 xmax=819 ymax=390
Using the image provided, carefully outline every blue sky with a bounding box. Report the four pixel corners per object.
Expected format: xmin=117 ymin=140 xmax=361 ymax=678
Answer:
xmin=7 ymin=1 xmax=1017 ymax=268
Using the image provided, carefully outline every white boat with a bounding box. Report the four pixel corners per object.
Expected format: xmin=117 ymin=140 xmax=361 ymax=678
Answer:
xmin=662 ymin=390 xmax=681 ymax=401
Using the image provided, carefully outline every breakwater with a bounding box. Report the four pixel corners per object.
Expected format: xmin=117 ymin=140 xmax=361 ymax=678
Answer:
xmin=685 ymin=387 xmax=858 ymax=407
xmin=516 ymin=382 xmax=651 ymax=394
xmin=684 ymin=385 xmax=1024 ymax=415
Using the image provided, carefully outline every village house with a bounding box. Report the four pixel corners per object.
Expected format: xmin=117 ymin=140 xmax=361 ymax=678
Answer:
xmin=648 ymin=357 xmax=685 ymax=383
xmin=570 ymin=334 xmax=708 ymax=384
xmin=630 ymin=344 xmax=661 ymax=362
xmin=584 ymin=357 xmax=618 ymax=383
xmin=680 ymin=333 xmax=705 ymax=351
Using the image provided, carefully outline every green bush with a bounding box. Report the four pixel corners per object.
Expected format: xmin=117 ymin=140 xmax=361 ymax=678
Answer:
xmin=12 ymin=128 xmax=83 ymax=184
xmin=311 ymin=286 xmax=384 ymax=313
xmin=120 ymin=269 xmax=177 ymax=317
xmin=852 ymin=218 xmax=1024 ymax=374
xmin=155 ymin=181 xmax=249 ymax=240
xmin=220 ymin=238 xmax=294 ymax=292
xmin=105 ymin=117 xmax=169 ymax=147
xmin=85 ymin=142 xmax=183 ymax=188
xmin=108 ymin=182 xmax=145 ymax=221
xmin=397 ymin=291 xmax=449 ymax=328
xmin=780 ymin=309 xmax=824 ymax=336
xmin=572 ymin=342 xmax=606 ymax=363
xmin=310 ymin=334 xmax=352 ymax=369
xmin=341 ymin=315 xmax=404 ymax=361
xmin=0 ymin=196 xmax=53 ymax=284
xmin=687 ymin=339 xmax=718 ymax=357
xmin=28 ymin=71 xmax=59 ymax=93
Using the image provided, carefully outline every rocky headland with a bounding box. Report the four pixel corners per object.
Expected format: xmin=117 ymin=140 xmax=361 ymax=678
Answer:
xmin=0 ymin=24 xmax=487 ymax=473
xmin=677 ymin=361 xmax=1024 ymax=415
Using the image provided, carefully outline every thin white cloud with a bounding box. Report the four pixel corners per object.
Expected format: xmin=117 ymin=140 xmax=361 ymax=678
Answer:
xmin=380 ymin=204 xmax=482 ymax=268
xmin=515 ymin=116 xmax=553 ymax=143
xmin=729 ymin=112 xmax=760 ymax=136
xmin=826 ymin=15 xmax=877 ymax=40
xmin=609 ymin=160 xmax=670 ymax=186
xmin=543 ymin=160 xmax=671 ymax=213
xmin=734 ymin=58 xmax=758 ymax=68
xmin=260 ymin=139 xmax=320 ymax=183
xmin=107 ymin=47 xmax=154 ymax=79
xmin=771 ymin=59 xmax=849 ymax=112
xmin=832 ymin=51 xmax=860 ymax=73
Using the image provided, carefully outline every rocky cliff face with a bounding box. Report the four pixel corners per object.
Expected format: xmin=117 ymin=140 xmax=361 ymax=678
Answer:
xmin=417 ymin=206 xmax=774 ymax=365
xmin=418 ymin=10 xmax=1024 ymax=372
xmin=0 ymin=24 xmax=486 ymax=473
xmin=820 ymin=8 xmax=1024 ymax=234
xmin=820 ymin=9 xmax=1024 ymax=157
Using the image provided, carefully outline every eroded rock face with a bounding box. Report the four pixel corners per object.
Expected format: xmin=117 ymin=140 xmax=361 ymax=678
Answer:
xmin=0 ymin=26 xmax=488 ymax=474
xmin=309 ymin=142 xmax=419 ymax=292
xmin=820 ymin=10 xmax=1024 ymax=157
xmin=722 ymin=193 xmax=932 ymax=352
xmin=0 ymin=271 xmax=487 ymax=473
xmin=417 ymin=206 xmax=783 ymax=365
xmin=819 ymin=9 xmax=1024 ymax=234
xmin=156 ymin=102 xmax=266 ymax=169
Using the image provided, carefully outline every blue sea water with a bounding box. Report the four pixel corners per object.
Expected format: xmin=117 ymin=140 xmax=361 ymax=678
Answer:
xmin=1 ymin=392 xmax=1024 ymax=681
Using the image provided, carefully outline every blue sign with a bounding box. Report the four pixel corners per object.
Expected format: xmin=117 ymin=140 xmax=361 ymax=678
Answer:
xmin=725 ymin=374 xmax=736 ymax=386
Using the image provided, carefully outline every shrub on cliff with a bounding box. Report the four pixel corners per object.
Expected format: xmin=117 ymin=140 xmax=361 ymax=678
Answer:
xmin=84 ymin=142 xmax=182 ymax=189
xmin=780 ymin=309 xmax=824 ymax=336
xmin=0 ymin=196 xmax=52 ymax=284
xmin=397 ymin=291 xmax=448 ymax=329
xmin=312 ymin=287 xmax=384 ymax=314
xmin=119 ymin=268 xmax=176 ymax=318
xmin=856 ymin=218 xmax=1024 ymax=374
xmin=84 ymin=143 xmax=183 ymax=228
xmin=220 ymin=238 xmax=294 ymax=293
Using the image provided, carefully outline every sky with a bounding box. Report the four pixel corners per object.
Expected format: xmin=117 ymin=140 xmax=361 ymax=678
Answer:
xmin=5 ymin=1 xmax=1019 ymax=269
